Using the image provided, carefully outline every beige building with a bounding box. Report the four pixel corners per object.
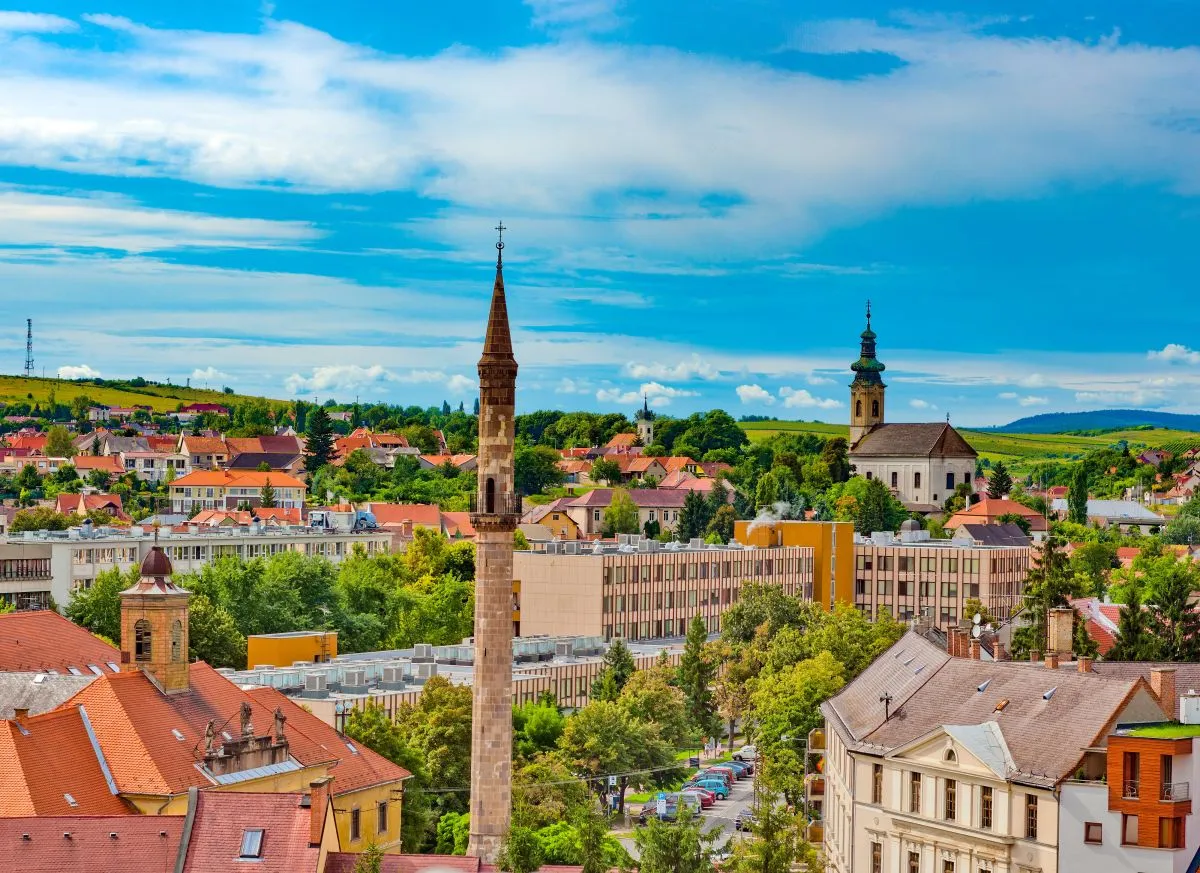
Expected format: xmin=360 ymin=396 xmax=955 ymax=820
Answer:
xmin=0 ymin=541 xmax=53 ymax=610
xmin=513 ymin=535 xmax=814 ymax=641
xmin=851 ymin=524 xmax=1033 ymax=626
xmin=819 ymin=630 xmax=1180 ymax=873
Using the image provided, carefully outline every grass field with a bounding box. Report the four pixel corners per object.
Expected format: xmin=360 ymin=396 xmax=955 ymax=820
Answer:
xmin=740 ymin=420 xmax=1200 ymax=472
xmin=0 ymin=375 xmax=276 ymax=414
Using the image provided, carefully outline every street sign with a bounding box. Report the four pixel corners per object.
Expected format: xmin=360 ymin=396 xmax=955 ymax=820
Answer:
xmin=609 ymin=775 xmax=618 ymax=788
xmin=656 ymin=792 xmax=667 ymax=817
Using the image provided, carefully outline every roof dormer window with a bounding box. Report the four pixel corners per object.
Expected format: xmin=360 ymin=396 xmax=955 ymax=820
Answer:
xmin=239 ymin=828 xmax=264 ymax=859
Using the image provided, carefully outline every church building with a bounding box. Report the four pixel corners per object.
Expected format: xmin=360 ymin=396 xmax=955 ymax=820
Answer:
xmin=846 ymin=304 xmax=977 ymax=512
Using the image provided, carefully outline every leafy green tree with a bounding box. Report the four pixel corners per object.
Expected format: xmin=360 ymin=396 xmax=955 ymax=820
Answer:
xmin=633 ymin=808 xmax=718 ymax=873
xmin=590 ymin=638 xmax=636 ymax=699
xmin=395 ymin=676 xmax=473 ymax=816
xmin=706 ymin=503 xmax=737 ymax=544
xmin=1070 ymin=541 xmax=1118 ymax=596
xmin=589 ymin=458 xmax=622 ymax=486
xmin=87 ymin=469 xmax=112 ymax=490
xmin=986 ymin=461 xmax=1013 ymax=498
xmin=1068 ymin=465 xmax=1089 ymax=526
xmin=995 ymin=512 xmax=1032 ymax=536
xmin=513 ymin=755 xmax=591 ymax=830
xmin=14 ymin=464 xmax=43 ymax=493
xmin=434 ymin=811 xmax=470 ymax=854
xmin=350 ymin=844 xmax=384 ymax=873
xmin=45 ymin=425 xmax=77 ymax=459
xmin=676 ymin=490 xmax=711 ymax=542
xmin=498 ymin=825 xmax=544 ymax=873
xmin=1073 ymin=612 xmax=1099 ymax=659
xmin=70 ymin=395 xmax=93 ymax=423
xmin=1011 ymin=537 xmax=1079 ymax=659
xmin=574 ymin=804 xmax=623 ymax=873
xmin=9 ymin=507 xmax=72 ymax=533
xmin=1107 ymin=587 xmax=1162 ymax=661
xmin=963 ymin=597 xmax=995 ymax=627
xmin=513 ymin=699 xmax=567 ymax=759
xmin=66 ymin=565 xmax=138 ymax=643
xmin=618 ymin=665 xmax=690 ymax=748
xmin=601 ymin=489 xmax=639 ymax=536
xmin=678 ymin=614 xmax=719 ymax=737
xmin=304 ymin=405 xmax=335 ymax=472
xmin=259 ymin=478 xmax=276 ymax=508
xmin=188 ymin=594 xmax=247 ymax=668
xmin=821 ymin=437 xmax=851 ymax=483
xmin=729 ymin=782 xmax=812 ymax=873
xmin=721 ymin=582 xmax=804 ymax=645
xmin=515 ymin=444 xmax=565 ymax=496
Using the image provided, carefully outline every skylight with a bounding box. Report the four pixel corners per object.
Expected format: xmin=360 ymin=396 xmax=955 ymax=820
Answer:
xmin=171 ymin=729 xmax=185 ymax=741
xmin=106 ymin=662 xmax=120 ymax=673
xmin=239 ymin=828 xmax=264 ymax=859
xmin=67 ymin=667 xmax=82 ymax=676
xmin=64 ymin=794 xmax=78 ymax=807
xmin=346 ymin=741 xmax=358 ymax=754
xmin=88 ymin=665 xmax=104 ymax=676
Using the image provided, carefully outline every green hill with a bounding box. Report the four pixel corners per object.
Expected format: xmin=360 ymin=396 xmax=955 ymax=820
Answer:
xmin=0 ymin=374 xmax=281 ymax=414
xmin=996 ymin=409 xmax=1200 ymax=433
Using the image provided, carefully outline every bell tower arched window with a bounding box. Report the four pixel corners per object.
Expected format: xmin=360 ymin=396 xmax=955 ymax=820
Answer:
xmin=134 ymin=619 xmax=152 ymax=662
xmin=855 ymin=400 xmax=863 ymax=418
xmin=872 ymin=399 xmax=879 ymax=418
xmin=171 ymin=619 xmax=183 ymax=662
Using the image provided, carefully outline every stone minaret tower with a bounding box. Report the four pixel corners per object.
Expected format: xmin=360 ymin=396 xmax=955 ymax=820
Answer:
xmin=120 ymin=537 xmax=190 ymax=693
xmin=467 ymin=224 xmax=519 ymax=862
xmin=849 ymin=300 xmax=886 ymax=446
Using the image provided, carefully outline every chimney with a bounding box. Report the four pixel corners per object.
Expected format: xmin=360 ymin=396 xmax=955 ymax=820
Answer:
xmin=1077 ymin=657 xmax=1094 ymax=674
xmin=1047 ymin=607 xmax=1075 ymax=654
xmin=308 ymin=777 xmax=333 ymax=847
xmin=1030 ymin=649 xmax=1041 ymax=664
xmin=968 ymin=639 xmax=981 ymax=661
xmin=13 ymin=708 xmax=28 ymax=721
xmin=1151 ymin=668 xmax=1177 ymax=720
xmin=1045 ymin=653 xmax=1059 ymax=670
xmin=993 ymin=642 xmax=1007 ymax=662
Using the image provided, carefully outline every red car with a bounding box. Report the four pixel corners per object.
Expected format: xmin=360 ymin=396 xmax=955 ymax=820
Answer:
xmin=681 ymin=787 xmax=716 ymax=807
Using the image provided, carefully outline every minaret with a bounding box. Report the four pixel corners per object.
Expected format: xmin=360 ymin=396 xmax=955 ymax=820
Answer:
xmin=119 ymin=533 xmax=190 ymax=693
xmin=849 ymin=300 xmax=887 ymax=446
xmin=467 ymin=223 xmax=520 ymax=862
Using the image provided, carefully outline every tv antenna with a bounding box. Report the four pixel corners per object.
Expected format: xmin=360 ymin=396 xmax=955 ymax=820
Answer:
xmin=24 ymin=319 xmax=33 ymax=377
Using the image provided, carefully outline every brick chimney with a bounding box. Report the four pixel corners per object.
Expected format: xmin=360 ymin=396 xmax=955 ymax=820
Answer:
xmin=968 ymin=639 xmax=981 ymax=660
xmin=1151 ymin=668 xmax=1177 ymax=720
xmin=1077 ymin=657 xmax=1093 ymax=673
xmin=993 ymin=642 xmax=1007 ymax=662
xmin=13 ymin=707 xmax=28 ymax=721
xmin=308 ymin=777 xmax=333 ymax=847
xmin=1047 ymin=607 xmax=1075 ymax=655
xmin=1045 ymin=653 xmax=1059 ymax=670
xmin=1030 ymin=649 xmax=1041 ymax=664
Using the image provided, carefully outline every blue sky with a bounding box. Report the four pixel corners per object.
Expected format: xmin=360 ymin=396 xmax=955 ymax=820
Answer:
xmin=1 ymin=1 xmax=1198 ymax=426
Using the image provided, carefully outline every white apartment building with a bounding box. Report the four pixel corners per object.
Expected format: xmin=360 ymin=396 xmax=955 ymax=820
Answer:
xmin=8 ymin=523 xmax=391 ymax=607
xmin=820 ymin=631 xmax=1193 ymax=873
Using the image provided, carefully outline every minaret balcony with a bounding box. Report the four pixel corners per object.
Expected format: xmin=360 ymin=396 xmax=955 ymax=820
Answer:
xmin=469 ymin=492 xmax=523 ymax=527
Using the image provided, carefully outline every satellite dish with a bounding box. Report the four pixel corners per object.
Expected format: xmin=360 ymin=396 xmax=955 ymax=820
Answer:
xmin=973 ymin=613 xmax=983 ymax=625
xmin=971 ymin=625 xmax=982 ymax=639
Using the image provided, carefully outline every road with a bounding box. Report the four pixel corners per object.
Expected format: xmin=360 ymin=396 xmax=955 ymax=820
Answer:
xmin=617 ymin=771 xmax=755 ymax=859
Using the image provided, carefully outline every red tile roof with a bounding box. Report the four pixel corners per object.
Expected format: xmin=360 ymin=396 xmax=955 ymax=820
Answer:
xmin=567 ymin=488 xmax=688 ymax=508
xmin=441 ymin=511 xmax=476 ymax=539
xmin=70 ymin=455 xmax=126 ymax=474
xmin=180 ymin=791 xmax=320 ymax=873
xmin=180 ymin=436 xmax=230 ymax=455
xmin=56 ymin=493 xmax=131 ymax=522
xmin=171 ymin=470 xmax=305 ymax=490
xmin=419 ymin=454 xmax=476 ymax=468
xmin=0 ymin=611 xmax=120 ymax=675
xmin=606 ymin=433 xmax=639 ymax=449
xmin=367 ymin=503 xmax=444 ymax=528
xmin=0 ymin=814 xmax=182 ymax=871
xmin=944 ymin=497 xmax=1048 ymax=531
xmin=0 ymin=706 xmax=130 ymax=816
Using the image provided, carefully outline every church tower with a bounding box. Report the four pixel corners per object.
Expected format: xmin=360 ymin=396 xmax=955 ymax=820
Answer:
xmin=635 ymin=395 xmax=655 ymax=446
xmin=467 ymin=224 xmax=520 ymax=862
xmin=120 ymin=538 xmax=190 ymax=693
xmin=849 ymin=301 xmax=886 ymax=446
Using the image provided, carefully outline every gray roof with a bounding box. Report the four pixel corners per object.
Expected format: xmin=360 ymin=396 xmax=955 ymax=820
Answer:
xmin=1049 ymin=499 xmax=1164 ymax=522
xmin=226 ymin=452 xmax=301 ymax=469
xmin=850 ymin=423 xmax=977 ymax=459
xmin=823 ymin=630 xmax=1146 ymax=787
xmin=943 ymin=722 xmax=1016 ymax=779
xmin=954 ymin=523 xmax=1032 ymax=547
xmin=0 ymin=672 xmax=97 ymax=719
xmin=104 ymin=435 xmax=150 ymax=454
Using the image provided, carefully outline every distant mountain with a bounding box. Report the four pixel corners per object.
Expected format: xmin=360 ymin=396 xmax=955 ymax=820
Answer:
xmin=994 ymin=409 xmax=1200 ymax=434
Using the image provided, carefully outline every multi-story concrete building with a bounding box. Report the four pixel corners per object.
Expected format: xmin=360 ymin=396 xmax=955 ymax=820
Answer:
xmin=0 ymin=541 xmax=54 ymax=610
xmin=514 ymin=535 xmax=815 ymax=641
xmin=850 ymin=523 xmax=1033 ymax=625
xmin=169 ymin=469 xmax=306 ymax=513
xmin=819 ymin=630 xmax=1199 ymax=873
xmin=8 ymin=523 xmax=391 ymax=607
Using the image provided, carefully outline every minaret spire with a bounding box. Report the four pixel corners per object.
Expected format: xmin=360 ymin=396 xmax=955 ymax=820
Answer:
xmin=481 ymin=222 xmax=514 ymax=366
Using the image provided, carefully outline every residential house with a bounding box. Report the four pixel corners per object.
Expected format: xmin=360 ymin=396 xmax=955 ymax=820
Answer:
xmin=334 ymin=428 xmax=410 ymax=460
xmin=227 ymin=435 xmax=306 ymax=458
xmin=605 ymin=432 xmax=641 ymax=452
xmin=169 ymin=470 xmax=306 ymax=513
xmin=441 ymin=511 xmax=476 ymax=539
xmin=120 ymin=449 xmax=190 ymax=484
xmin=617 ymin=455 xmax=668 ymax=483
xmin=558 ymin=459 xmax=593 ymax=484
xmin=563 ymin=488 xmax=689 ymax=537
xmin=70 ymin=454 xmax=125 ymax=479
xmin=178 ymin=435 xmax=231 ymax=469
xmin=944 ymin=497 xmax=1048 ymax=539
xmin=522 ymin=497 xmax=582 ymax=540
xmin=227 ymin=452 xmax=307 ymax=480
xmin=1138 ymin=449 xmax=1171 ymax=467
xmin=417 ymin=454 xmax=478 ymax=472
xmin=1049 ymin=499 xmax=1166 ymax=533
xmin=55 ymin=493 xmax=131 ymax=523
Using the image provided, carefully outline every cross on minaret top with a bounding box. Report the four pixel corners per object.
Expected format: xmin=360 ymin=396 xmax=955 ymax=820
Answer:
xmin=495 ymin=221 xmax=506 ymax=250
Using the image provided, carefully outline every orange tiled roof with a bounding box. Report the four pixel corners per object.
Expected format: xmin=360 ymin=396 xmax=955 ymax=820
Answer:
xmin=180 ymin=791 xmax=320 ymax=873
xmin=606 ymin=433 xmax=639 ymax=449
xmin=55 ymin=493 xmax=131 ymax=521
xmin=171 ymin=469 xmax=305 ymax=489
xmin=70 ymin=455 xmax=125 ymax=474
xmin=419 ymin=454 xmax=476 ymax=468
xmin=367 ymin=503 xmax=443 ymax=528
xmin=0 ymin=611 xmax=120 ymax=675
xmin=944 ymin=497 xmax=1048 ymax=531
xmin=0 ymin=706 xmax=131 ymax=816
xmin=180 ymin=436 xmax=230 ymax=455
xmin=662 ymin=456 xmax=697 ymax=473
xmin=441 ymin=511 xmax=476 ymax=539
xmin=6 ymin=434 xmax=48 ymax=453
xmin=0 ymin=814 xmax=182 ymax=870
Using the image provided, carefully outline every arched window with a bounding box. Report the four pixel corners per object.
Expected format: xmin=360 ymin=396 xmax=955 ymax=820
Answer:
xmin=944 ymin=748 xmax=958 ymax=764
xmin=134 ymin=619 xmax=152 ymax=662
xmin=485 ymin=477 xmax=496 ymax=514
xmin=872 ymin=399 xmax=879 ymax=418
xmin=855 ymin=400 xmax=863 ymax=418
xmin=171 ymin=619 xmax=183 ymax=662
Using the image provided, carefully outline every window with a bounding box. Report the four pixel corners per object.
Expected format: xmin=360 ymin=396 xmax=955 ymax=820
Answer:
xmin=909 ymin=771 xmax=922 ymax=813
xmin=908 ymin=852 xmax=920 ymax=873
xmin=170 ymin=619 xmax=183 ymax=662
xmin=239 ymin=828 xmax=264 ymax=858
xmin=856 ymin=400 xmax=863 ymax=417
xmin=377 ymin=800 xmax=389 ymax=834
xmin=1160 ymin=817 xmax=1184 ymax=849
xmin=944 ymin=778 xmax=957 ymax=821
xmin=1025 ymin=794 xmax=1038 ymax=840
xmin=1122 ymin=814 xmax=1138 ymax=846
xmin=943 ymin=862 xmax=954 ymax=873
xmin=872 ymin=399 xmax=880 ymax=417
xmin=350 ymin=807 xmax=362 ymax=841
xmin=872 ymin=764 xmax=883 ymax=804
xmin=980 ymin=786 xmax=993 ymax=830
xmin=946 ymin=472 xmax=955 ymax=490
xmin=1123 ymin=751 xmax=1140 ymax=798
xmin=914 ymin=472 xmax=921 ymax=489
xmin=134 ymin=619 xmax=152 ymax=662
xmin=1084 ymin=822 xmax=1102 ymax=844
xmin=943 ymin=748 xmax=957 ymax=764
xmin=891 ymin=471 xmax=899 ymax=488
xmin=871 ymin=842 xmax=882 ymax=873
xmin=867 ymin=471 xmax=873 ymax=480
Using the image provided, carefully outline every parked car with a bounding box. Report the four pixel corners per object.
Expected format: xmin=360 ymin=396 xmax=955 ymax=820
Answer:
xmin=684 ymin=778 xmax=729 ymax=799
xmin=733 ymin=745 xmax=757 ymax=763
xmin=682 ymin=785 xmax=716 ymax=805
xmin=695 ymin=771 xmax=731 ymax=791
xmin=636 ymin=801 xmax=677 ymax=824
xmin=735 ymin=809 xmax=757 ymax=831
xmin=669 ymin=792 xmax=701 ymax=814
xmin=680 ymin=788 xmax=715 ymax=809
xmin=707 ymin=765 xmax=742 ymax=782
xmin=725 ymin=759 xmax=754 ymax=777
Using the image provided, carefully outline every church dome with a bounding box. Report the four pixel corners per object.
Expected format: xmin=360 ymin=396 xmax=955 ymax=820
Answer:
xmin=900 ymin=518 xmax=921 ymax=533
xmin=140 ymin=545 xmax=173 ymax=578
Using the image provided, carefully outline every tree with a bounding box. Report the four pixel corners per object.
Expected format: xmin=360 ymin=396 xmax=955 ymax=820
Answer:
xmin=1107 ymin=587 xmax=1162 ymax=661
xmin=821 ymin=437 xmax=851 ymax=483
xmin=1141 ymin=554 xmax=1200 ymax=661
xmin=9 ymin=507 xmax=72 ymax=533
xmin=601 ymin=489 xmax=639 ymax=536
xmin=721 ymin=582 xmax=804 ymax=645
xmin=676 ymin=490 xmax=711 ymax=543
xmin=345 ymin=702 xmax=431 ymax=851
xmin=350 ymin=844 xmax=384 ymax=873
xmin=590 ymin=638 xmax=636 ymax=698
xmin=70 ymin=395 xmax=93 ymax=423
xmin=66 ymin=565 xmax=138 ymax=643
xmin=45 ymin=425 xmax=77 ymax=459
xmin=854 ymin=476 xmax=894 ymax=534
xmin=394 ymin=676 xmax=473 ymax=817
xmin=633 ymin=808 xmax=718 ymax=873
xmin=1072 ymin=611 xmax=1099 ymax=659
xmin=589 ymin=458 xmax=622 ymax=486
xmin=1068 ymin=465 xmax=1089 ymax=526
xmin=515 ymin=444 xmax=565 ymax=496
xmin=987 ymin=461 xmax=1013 ymax=499
xmin=259 ymin=478 xmax=276 ymax=508
xmin=995 ymin=512 xmax=1032 ymax=536
xmin=618 ymin=666 xmax=690 ymax=748
xmin=188 ymin=594 xmax=247 ymax=668
xmin=963 ymin=597 xmax=996 ymax=627
xmin=678 ymin=614 xmax=719 ymax=737
xmin=706 ymin=503 xmax=736 ymax=544
xmin=87 ymin=468 xmax=112 ymax=490
xmin=729 ymin=782 xmax=811 ymax=873
xmin=305 ymin=406 xmax=335 ymax=472
xmin=513 ymin=699 xmax=567 ymax=759
xmin=1011 ymin=537 xmax=1079 ymax=659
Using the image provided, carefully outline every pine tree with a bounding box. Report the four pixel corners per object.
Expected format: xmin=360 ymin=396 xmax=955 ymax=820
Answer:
xmin=1108 ymin=587 xmax=1162 ymax=661
xmin=1072 ymin=612 xmax=1099 ymax=659
xmin=473 ymin=397 xmax=480 ymax=416
xmin=441 ymin=400 xmax=451 ymax=415
xmin=259 ymin=478 xmax=276 ymax=508
xmin=1068 ymin=465 xmax=1089 ymax=526
xmin=678 ymin=614 xmax=719 ymax=737
xmin=590 ymin=638 xmax=636 ymax=698
xmin=987 ymin=461 xmax=1013 ymax=499
xmin=1011 ymin=536 xmax=1076 ymax=658
xmin=676 ymin=490 xmax=711 ymax=543
xmin=304 ymin=406 xmax=335 ymax=472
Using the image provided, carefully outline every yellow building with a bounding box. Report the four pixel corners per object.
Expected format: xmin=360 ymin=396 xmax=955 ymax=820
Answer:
xmin=248 ymin=630 xmax=338 ymax=667
xmin=734 ymin=519 xmax=855 ymax=610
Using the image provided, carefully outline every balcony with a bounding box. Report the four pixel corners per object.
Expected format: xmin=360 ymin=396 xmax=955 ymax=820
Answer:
xmin=1123 ymin=780 xmax=1140 ymax=800
xmin=1162 ymin=782 xmax=1190 ymax=802
xmin=467 ymin=492 xmax=523 ymax=518
xmin=806 ymin=821 xmax=824 ymax=843
xmin=806 ymin=775 xmax=826 ymax=798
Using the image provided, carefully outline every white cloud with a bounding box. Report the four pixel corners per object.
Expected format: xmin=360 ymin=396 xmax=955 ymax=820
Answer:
xmin=736 ymin=384 xmax=775 ymax=405
xmin=998 ymin=392 xmax=1018 ymax=400
xmin=625 ymin=355 xmax=719 ymax=381
xmin=806 ymin=373 xmax=835 ymax=386
xmin=555 ymin=377 xmax=592 ymax=394
xmin=596 ymin=381 xmax=697 ymax=407
xmin=525 ymin=0 xmax=623 ymax=33
xmin=1018 ymin=395 xmax=1048 ymax=407
xmin=191 ymin=366 xmax=230 ymax=383
xmin=1017 ymin=374 xmax=1048 ymax=388
xmin=283 ymin=365 xmax=475 ymax=397
xmin=0 ymin=12 xmax=76 ymax=32
xmin=909 ymin=398 xmax=936 ymax=410
xmin=446 ymin=374 xmax=476 ymax=395
xmin=779 ymin=386 xmax=842 ymax=410
xmin=57 ymin=364 xmax=100 ymax=379
xmin=1075 ymin=389 xmax=1169 ymax=407
xmin=1149 ymin=344 xmax=1200 ymax=365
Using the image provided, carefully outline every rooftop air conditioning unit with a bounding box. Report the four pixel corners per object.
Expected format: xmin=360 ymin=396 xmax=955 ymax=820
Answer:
xmin=689 ymin=538 xmax=703 ymax=549
xmin=617 ymin=534 xmax=630 ymax=546
xmin=555 ymin=641 xmax=573 ymax=658
xmin=413 ymin=643 xmax=434 ymax=662
xmin=565 ymin=542 xmax=579 ymax=555
xmin=302 ymin=673 xmax=329 ymax=699
xmin=381 ymin=666 xmax=405 ymax=690
xmin=413 ymin=662 xmax=438 ymax=684
xmin=342 ymin=669 xmax=368 ymax=695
